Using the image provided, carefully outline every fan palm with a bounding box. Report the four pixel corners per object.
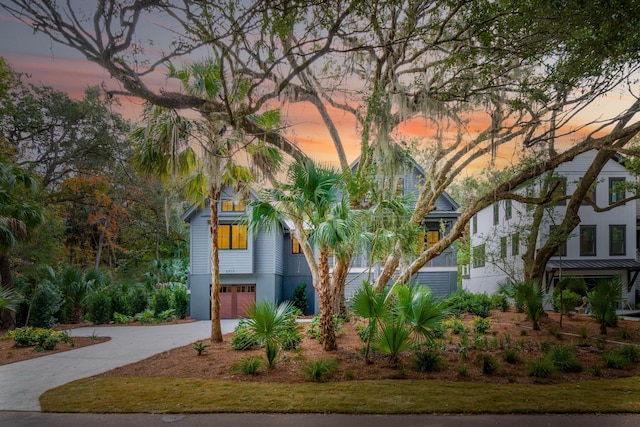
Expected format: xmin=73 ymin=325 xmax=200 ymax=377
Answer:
xmin=350 ymin=281 xmax=386 ymax=362
xmin=515 ymin=280 xmax=545 ymax=330
xmin=244 ymin=300 xmax=296 ymax=367
xmin=588 ymin=278 xmax=621 ymax=334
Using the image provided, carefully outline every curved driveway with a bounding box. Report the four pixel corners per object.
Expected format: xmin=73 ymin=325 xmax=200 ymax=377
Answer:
xmin=0 ymin=320 xmax=238 ymax=411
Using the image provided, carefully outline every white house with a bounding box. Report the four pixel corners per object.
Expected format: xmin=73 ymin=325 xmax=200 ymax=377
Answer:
xmin=463 ymin=150 xmax=640 ymax=308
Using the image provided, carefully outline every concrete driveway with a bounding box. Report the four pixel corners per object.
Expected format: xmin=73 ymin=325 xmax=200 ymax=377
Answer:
xmin=0 ymin=320 xmax=238 ymax=411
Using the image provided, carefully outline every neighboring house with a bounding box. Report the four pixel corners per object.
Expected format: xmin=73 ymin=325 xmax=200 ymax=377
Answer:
xmin=462 ymin=150 xmax=640 ymax=308
xmin=181 ymin=185 xmax=314 ymax=320
xmin=183 ymin=160 xmax=460 ymax=320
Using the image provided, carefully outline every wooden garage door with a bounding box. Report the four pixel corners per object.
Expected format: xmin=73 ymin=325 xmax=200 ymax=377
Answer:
xmin=219 ymin=284 xmax=256 ymax=319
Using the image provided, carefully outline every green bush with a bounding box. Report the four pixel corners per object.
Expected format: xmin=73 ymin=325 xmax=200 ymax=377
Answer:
xmin=306 ymin=314 xmax=342 ymax=343
xmin=150 ymin=287 xmax=173 ymax=314
xmin=172 ymin=285 xmax=189 ymax=319
xmin=472 ymin=316 xmax=491 ymax=334
xmin=449 ymin=318 xmax=465 ymax=335
xmin=232 ymin=355 xmax=264 ymax=375
xmin=126 ymin=286 xmax=149 ymax=316
xmin=302 ymin=359 xmax=338 ymax=382
xmin=412 ymin=348 xmax=446 ymax=372
xmin=548 ymin=345 xmax=583 ymax=373
xmin=86 ymin=289 xmax=113 ymax=324
xmin=231 ymin=321 xmax=259 ymax=350
xmin=554 ymin=289 xmax=583 ymax=315
xmin=491 ymin=294 xmax=510 ymax=312
xmin=113 ymin=312 xmax=133 ymax=324
xmin=157 ymin=308 xmax=176 ymax=323
xmin=292 ymin=283 xmax=308 ymax=314
xmin=28 ymin=281 xmax=63 ymax=328
xmin=476 ymin=353 xmax=499 ymax=375
xmin=604 ymin=352 xmax=631 ymax=370
xmin=528 ymin=357 xmax=554 ymax=378
xmin=502 ymin=348 xmax=522 ymax=364
xmin=135 ymin=309 xmax=156 ymax=324
xmin=7 ymin=326 xmax=71 ymax=351
xmin=612 ymin=345 xmax=640 ymax=364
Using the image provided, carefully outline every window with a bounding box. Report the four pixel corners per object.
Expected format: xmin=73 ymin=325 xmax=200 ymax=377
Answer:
xmin=549 ymin=225 xmax=567 ymax=257
xmin=218 ymin=224 xmax=247 ymax=250
xmin=292 ymin=236 xmax=302 ymax=254
xmin=493 ymin=203 xmax=499 ymax=225
xmin=580 ymin=225 xmax=596 ymax=256
xmin=609 ymin=177 xmax=626 ymax=205
xmin=426 ymin=230 xmax=440 ymax=249
xmin=610 ymin=225 xmax=626 ymax=256
xmin=221 ymin=199 xmax=245 ymax=212
xmin=473 ymin=244 xmax=486 ymax=268
xmin=511 ymin=233 xmax=519 ymax=256
xmin=396 ymin=178 xmax=404 ymax=196
xmin=500 ymin=236 xmax=507 ymax=258
xmin=472 ymin=215 xmax=477 ymax=234
xmin=505 ymin=199 xmax=512 ymax=220
xmin=553 ymin=177 xmax=567 ymax=206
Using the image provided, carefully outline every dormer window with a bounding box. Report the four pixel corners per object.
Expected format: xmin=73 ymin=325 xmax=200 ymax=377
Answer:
xmin=221 ymin=199 xmax=246 ymax=212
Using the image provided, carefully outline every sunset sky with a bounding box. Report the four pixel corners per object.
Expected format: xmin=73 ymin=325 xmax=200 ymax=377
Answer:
xmin=0 ymin=9 xmax=634 ymax=173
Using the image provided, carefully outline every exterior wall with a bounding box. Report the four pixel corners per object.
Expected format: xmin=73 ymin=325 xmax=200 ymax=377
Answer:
xmin=464 ymin=151 xmax=637 ymax=303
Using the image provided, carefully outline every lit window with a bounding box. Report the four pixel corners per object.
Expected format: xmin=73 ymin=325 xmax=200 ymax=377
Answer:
xmin=218 ymin=224 xmax=247 ymax=250
xmin=292 ymin=236 xmax=302 ymax=254
xmin=396 ymin=178 xmax=404 ymax=196
xmin=221 ymin=199 xmax=246 ymax=211
xmin=610 ymin=225 xmax=626 ymax=256
xmin=426 ymin=230 xmax=439 ymax=249
xmin=580 ymin=225 xmax=596 ymax=256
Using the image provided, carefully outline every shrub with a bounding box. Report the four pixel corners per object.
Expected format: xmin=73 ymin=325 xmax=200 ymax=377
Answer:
xmin=491 ymin=294 xmax=510 ymax=312
xmin=603 ymin=352 xmax=631 ymax=370
xmin=613 ymin=345 xmax=640 ymax=364
xmin=8 ymin=327 xmax=71 ymax=352
xmin=86 ymin=289 xmax=113 ymax=324
xmin=554 ymin=289 xmax=583 ymax=316
xmin=302 ymin=359 xmax=338 ymax=382
xmin=412 ymin=348 xmax=446 ymax=372
xmin=126 ymin=286 xmax=149 ymax=316
xmin=502 ymin=348 xmax=522 ymax=364
xmin=157 ymin=308 xmax=176 ymax=323
xmin=528 ymin=357 xmax=554 ymax=378
xmin=468 ymin=293 xmax=493 ymax=318
xmin=588 ymin=278 xmax=620 ymax=334
xmin=150 ymin=287 xmax=173 ymax=314
xmin=172 ymin=284 xmax=189 ymax=319
xmin=28 ymin=281 xmax=63 ymax=328
xmin=472 ymin=316 xmax=491 ymax=334
xmin=449 ymin=318 xmax=465 ymax=335
xmin=306 ymin=314 xmax=342 ymax=343
xmin=548 ymin=345 xmax=583 ymax=373
xmin=617 ymin=327 xmax=634 ymax=340
xmin=135 ymin=309 xmax=155 ymax=324
xmin=232 ymin=355 xmax=264 ymax=375
xmin=292 ymin=283 xmax=308 ymax=314
xmin=476 ymin=353 xmax=499 ymax=375
xmin=231 ymin=320 xmax=259 ymax=350
xmin=193 ymin=342 xmax=210 ymax=356
xmin=113 ymin=312 xmax=133 ymax=324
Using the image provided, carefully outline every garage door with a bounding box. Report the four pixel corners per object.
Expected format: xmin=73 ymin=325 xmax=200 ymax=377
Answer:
xmin=219 ymin=284 xmax=256 ymax=319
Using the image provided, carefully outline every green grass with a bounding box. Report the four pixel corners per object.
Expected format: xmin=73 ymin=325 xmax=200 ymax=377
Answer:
xmin=40 ymin=377 xmax=640 ymax=414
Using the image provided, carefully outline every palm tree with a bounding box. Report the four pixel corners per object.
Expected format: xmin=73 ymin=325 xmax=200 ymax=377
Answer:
xmin=350 ymin=281 xmax=386 ymax=363
xmin=588 ymin=278 xmax=621 ymax=335
xmin=515 ymin=280 xmax=546 ymax=330
xmin=0 ymin=156 xmax=43 ymax=327
xmin=248 ymin=160 xmax=352 ymax=350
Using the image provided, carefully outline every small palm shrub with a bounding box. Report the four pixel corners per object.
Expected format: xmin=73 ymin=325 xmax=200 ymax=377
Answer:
xmin=502 ymin=348 xmax=522 ymax=364
xmin=302 ymin=359 xmax=338 ymax=382
xmin=193 ymin=342 xmax=210 ymax=356
xmin=231 ymin=320 xmax=259 ymax=350
xmin=412 ymin=348 xmax=446 ymax=372
xmin=232 ymin=355 xmax=264 ymax=375
xmin=548 ymin=345 xmax=583 ymax=373
xmin=515 ymin=281 xmax=545 ymax=330
xmin=588 ymin=278 xmax=620 ymax=334
xmin=528 ymin=357 xmax=554 ymax=378
xmin=476 ymin=353 xmax=499 ymax=375
xmin=278 ymin=311 xmax=303 ymax=351
xmin=244 ymin=301 xmax=297 ymax=367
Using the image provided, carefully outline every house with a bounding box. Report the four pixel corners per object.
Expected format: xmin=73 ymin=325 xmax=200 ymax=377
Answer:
xmin=462 ymin=150 xmax=640 ymax=308
xmin=183 ymin=160 xmax=460 ymax=320
xmin=181 ymin=186 xmax=314 ymax=320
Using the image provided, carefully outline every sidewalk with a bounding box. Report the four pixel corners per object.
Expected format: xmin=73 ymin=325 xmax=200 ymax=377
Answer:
xmin=0 ymin=320 xmax=238 ymax=411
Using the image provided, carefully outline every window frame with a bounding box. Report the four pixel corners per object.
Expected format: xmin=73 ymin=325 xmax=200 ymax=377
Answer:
xmin=472 ymin=215 xmax=477 ymax=234
xmin=579 ymin=225 xmax=597 ymax=256
xmin=500 ymin=236 xmax=507 ymax=258
xmin=493 ymin=203 xmax=499 ymax=225
xmin=511 ymin=233 xmax=519 ymax=256
xmin=221 ymin=199 xmax=246 ymax=212
xmin=505 ymin=199 xmax=512 ymax=220
xmin=218 ymin=224 xmax=248 ymax=250
xmin=609 ymin=225 xmax=626 ymax=256
xmin=472 ymin=244 xmax=486 ymax=268
xmin=609 ymin=177 xmax=626 ymax=205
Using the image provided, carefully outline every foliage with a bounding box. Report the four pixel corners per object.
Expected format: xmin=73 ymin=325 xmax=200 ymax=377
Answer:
xmin=86 ymin=289 xmax=113 ymax=324
xmin=528 ymin=357 xmax=554 ymax=378
xmin=156 ymin=308 xmax=176 ymax=323
xmin=491 ymin=294 xmax=510 ymax=312
xmin=125 ymin=286 xmax=149 ymax=316
xmin=135 ymin=309 xmax=156 ymax=324
xmin=244 ymin=301 xmax=297 ymax=367
xmin=150 ymin=287 xmax=173 ymax=315
xmin=553 ymin=289 xmax=583 ymax=316
xmin=376 ymin=318 xmax=412 ymax=364
xmin=172 ymin=284 xmax=189 ymax=319
xmin=232 ymin=355 xmax=264 ymax=375
xmin=0 ymin=285 xmax=21 ymax=316
xmin=548 ymin=345 xmax=583 ymax=373
xmin=291 ymin=283 xmax=308 ymax=314
xmin=476 ymin=353 xmax=499 ymax=375
xmin=113 ymin=312 xmax=133 ymax=325
xmin=498 ymin=280 xmax=525 ymax=313
xmin=472 ymin=316 xmax=492 ymax=334
xmin=514 ymin=281 xmax=545 ymax=330
xmin=306 ymin=314 xmax=342 ymax=344
xmin=231 ymin=320 xmax=259 ymax=351
xmin=7 ymin=326 xmax=71 ymax=352
xmin=447 ymin=290 xmax=491 ymax=318
xmin=193 ymin=342 xmax=210 ymax=356
xmin=26 ymin=281 xmax=63 ymax=328
xmin=502 ymin=348 xmax=521 ymax=364
xmin=588 ymin=278 xmax=621 ymax=334
xmin=412 ymin=348 xmax=447 ymax=372
xmin=302 ymin=359 xmax=338 ymax=382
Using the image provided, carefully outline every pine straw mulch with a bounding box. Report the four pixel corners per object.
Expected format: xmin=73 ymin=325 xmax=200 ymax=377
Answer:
xmin=96 ymin=309 xmax=640 ymax=385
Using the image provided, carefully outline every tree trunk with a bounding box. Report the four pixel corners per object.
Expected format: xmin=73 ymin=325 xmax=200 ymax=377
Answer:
xmin=209 ymin=186 xmax=223 ymax=342
xmin=331 ymin=257 xmax=350 ymax=319
xmin=318 ymin=248 xmax=336 ymax=351
xmin=374 ymin=251 xmax=400 ymax=292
